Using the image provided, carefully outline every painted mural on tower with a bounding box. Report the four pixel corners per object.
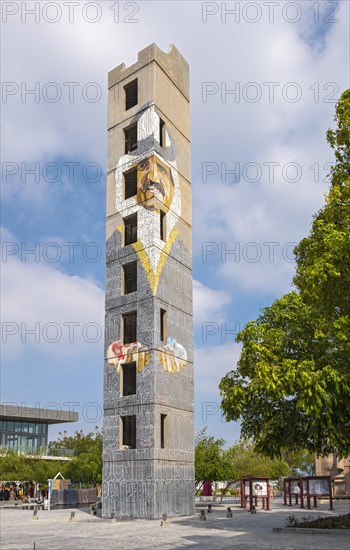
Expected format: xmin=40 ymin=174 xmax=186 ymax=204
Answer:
xmin=107 ymin=105 xmax=188 ymax=376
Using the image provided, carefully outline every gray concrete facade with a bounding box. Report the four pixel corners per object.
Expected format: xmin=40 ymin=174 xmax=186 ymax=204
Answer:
xmin=102 ymin=44 xmax=194 ymax=519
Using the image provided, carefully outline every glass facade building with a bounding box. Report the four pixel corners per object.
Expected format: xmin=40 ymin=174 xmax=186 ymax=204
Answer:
xmin=0 ymin=404 xmax=78 ymax=455
xmin=0 ymin=420 xmax=48 ymax=451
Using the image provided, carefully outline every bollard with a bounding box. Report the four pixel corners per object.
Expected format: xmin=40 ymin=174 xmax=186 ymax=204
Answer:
xmin=226 ymin=507 xmax=233 ymax=518
xmin=89 ymin=502 xmax=98 ymax=515
xmin=69 ymin=512 xmax=75 ymax=521
xmin=109 ymin=512 xmax=116 ymax=523
xmin=207 ymin=504 xmax=212 ymax=513
xmin=199 ymin=510 xmax=206 ymax=521
xmin=160 ymin=513 xmax=169 ymax=527
xmin=251 ymin=505 xmax=257 ymax=515
xmin=32 ymin=509 xmax=38 ymax=520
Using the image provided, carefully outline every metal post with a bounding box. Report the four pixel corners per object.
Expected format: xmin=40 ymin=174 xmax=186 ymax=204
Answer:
xmin=328 ymin=476 xmax=334 ymax=510
xmin=266 ymin=496 xmax=270 ymax=511
xmin=300 ymin=478 xmax=304 ymax=509
xmin=48 ymin=479 xmax=52 ymax=511
xmin=249 ymin=479 xmax=253 ymax=512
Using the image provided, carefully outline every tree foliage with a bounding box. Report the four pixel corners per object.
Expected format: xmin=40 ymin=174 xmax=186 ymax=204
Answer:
xmin=50 ymin=428 xmax=102 ymax=484
xmin=195 ymin=428 xmax=234 ymax=485
xmin=220 ymin=90 xmax=350 ymax=458
xmin=225 ymin=441 xmax=290 ymax=480
xmin=280 ymin=448 xmax=314 ymax=476
xmin=0 ymin=428 xmax=103 ymax=485
xmin=195 ymin=429 xmax=291 ymax=485
xmin=0 ymin=449 xmax=64 ymax=484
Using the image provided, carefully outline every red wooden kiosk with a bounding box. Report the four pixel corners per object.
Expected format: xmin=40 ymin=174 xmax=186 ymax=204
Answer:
xmin=283 ymin=476 xmax=333 ymax=510
xmin=240 ymin=477 xmax=271 ymax=511
xmin=283 ymin=477 xmax=305 ymax=507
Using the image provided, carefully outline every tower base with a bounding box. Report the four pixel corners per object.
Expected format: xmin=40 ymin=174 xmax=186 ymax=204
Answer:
xmin=102 ymin=460 xmax=195 ymax=519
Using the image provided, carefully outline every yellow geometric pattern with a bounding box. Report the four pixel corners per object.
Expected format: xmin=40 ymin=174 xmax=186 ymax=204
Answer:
xmin=132 ymin=227 xmax=179 ymax=295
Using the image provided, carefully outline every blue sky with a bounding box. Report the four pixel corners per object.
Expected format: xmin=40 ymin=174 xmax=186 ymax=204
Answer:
xmin=1 ymin=0 xmax=349 ymax=445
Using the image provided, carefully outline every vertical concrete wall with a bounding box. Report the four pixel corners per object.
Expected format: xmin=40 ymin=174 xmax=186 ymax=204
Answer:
xmin=102 ymin=44 xmax=194 ymax=519
xmin=315 ymin=455 xmax=350 ymax=497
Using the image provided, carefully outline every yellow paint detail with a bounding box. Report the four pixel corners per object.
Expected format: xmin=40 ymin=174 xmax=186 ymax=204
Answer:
xmin=132 ymin=227 xmax=178 ymax=295
xmin=158 ymin=339 xmax=188 ymax=374
xmin=117 ymin=224 xmax=123 ymax=233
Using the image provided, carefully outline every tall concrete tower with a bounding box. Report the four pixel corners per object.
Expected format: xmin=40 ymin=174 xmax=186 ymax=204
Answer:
xmin=102 ymin=44 xmax=194 ymax=519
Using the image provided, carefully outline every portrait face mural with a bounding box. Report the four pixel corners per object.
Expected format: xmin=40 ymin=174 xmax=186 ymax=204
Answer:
xmin=137 ymin=155 xmax=174 ymax=211
xmin=111 ymin=106 xmax=188 ymax=375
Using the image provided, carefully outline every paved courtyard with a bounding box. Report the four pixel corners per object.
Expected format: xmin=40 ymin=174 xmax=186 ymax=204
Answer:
xmin=0 ymin=499 xmax=349 ymax=550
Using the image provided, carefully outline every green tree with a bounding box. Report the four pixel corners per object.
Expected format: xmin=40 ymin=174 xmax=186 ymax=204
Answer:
xmin=0 ymin=449 xmax=64 ymax=485
xmin=217 ymin=440 xmax=290 ymax=501
xmin=50 ymin=429 xmax=102 ymax=485
xmin=225 ymin=441 xmax=290 ymax=480
xmin=0 ymin=449 xmax=33 ymax=481
xmin=195 ymin=428 xmax=234 ymax=491
xmin=30 ymin=459 xmax=63 ymax=485
xmin=220 ymin=90 xmax=350 ymax=459
xmin=194 ymin=430 xmax=291 ymax=499
xmin=280 ymin=449 xmax=314 ymax=476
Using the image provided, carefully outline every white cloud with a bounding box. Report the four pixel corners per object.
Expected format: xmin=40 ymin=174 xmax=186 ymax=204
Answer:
xmin=193 ymin=279 xmax=231 ymax=326
xmin=194 ymin=342 xmax=241 ymax=397
xmin=194 ymin=342 xmax=243 ymax=443
xmin=1 ymin=230 xmax=104 ymax=360
xmin=192 ymin=3 xmax=348 ymax=297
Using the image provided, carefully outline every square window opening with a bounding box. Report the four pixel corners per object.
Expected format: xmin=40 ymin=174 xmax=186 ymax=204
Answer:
xmin=159 ymin=118 xmax=165 ymax=147
xmin=121 ymin=415 xmax=136 ymax=449
xmin=160 ymin=308 xmax=167 ymax=342
xmin=123 ymin=261 xmax=137 ymax=294
xmin=161 ymin=414 xmax=167 ymax=449
xmin=122 ymin=311 xmax=137 ymax=344
xmin=124 ymin=79 xmax=138 ymax=110
xmin=160 ymin=210 xmax=166 ymax=241
xmin=124 ymin=213 xmax=137 ymax=246
xmin=124 ymin=167 xmax=137 ymax=200
xmin=121 ymin=362 xmax=136 ymax=396
xmin=124 ymin=123 xmax=138 ymax=154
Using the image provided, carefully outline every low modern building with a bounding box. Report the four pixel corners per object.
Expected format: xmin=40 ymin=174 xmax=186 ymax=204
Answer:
xmin=0 ymin=404 xmax=78 ymax=460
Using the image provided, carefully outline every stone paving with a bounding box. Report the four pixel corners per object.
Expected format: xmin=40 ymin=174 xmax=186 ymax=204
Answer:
xmin=0 ymin=499 xmax=349 ymax=550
